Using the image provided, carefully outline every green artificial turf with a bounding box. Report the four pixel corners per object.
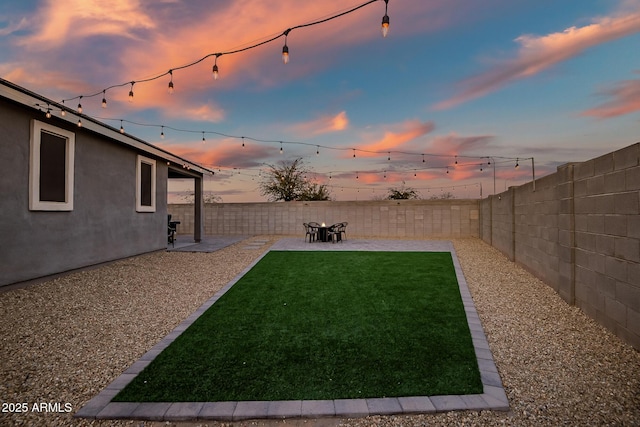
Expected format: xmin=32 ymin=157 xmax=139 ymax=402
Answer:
xmin=114 ymin=251 xmax=482 ymax=402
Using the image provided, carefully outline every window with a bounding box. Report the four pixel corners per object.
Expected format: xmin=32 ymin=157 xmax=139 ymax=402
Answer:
xmin=29 ymin=120 xmax=75 ymax=211
xmin=136 ymin=155 xmax=156 ymax=212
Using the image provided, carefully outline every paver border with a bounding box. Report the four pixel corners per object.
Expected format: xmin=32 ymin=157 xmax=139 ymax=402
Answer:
xmin=75 ymin=238 xmax=509 ymax=422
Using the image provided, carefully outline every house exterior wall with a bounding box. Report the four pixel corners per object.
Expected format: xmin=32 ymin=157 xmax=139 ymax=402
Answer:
xmin=168 ymin=199 xmax=480 ymax=239
xmin=480 ymin=143 xmax=640 ymax=349
xmin=0 ymin=97 xmax=168 ymax=287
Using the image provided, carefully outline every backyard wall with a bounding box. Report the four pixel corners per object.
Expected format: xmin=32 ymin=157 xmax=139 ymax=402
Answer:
xmin=168 ymin=199 xmax=480 ymax=239
xmin=481 ymin=143 xmax=640 ymax=350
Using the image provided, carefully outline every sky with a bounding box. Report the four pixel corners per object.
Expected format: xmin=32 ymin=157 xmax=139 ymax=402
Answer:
xmin=1 ymin=0 xmax=639 ymax=202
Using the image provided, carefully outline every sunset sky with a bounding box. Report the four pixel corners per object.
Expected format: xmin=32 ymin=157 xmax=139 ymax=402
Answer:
xmin=1 ymin=0 xmax=639 ymax=202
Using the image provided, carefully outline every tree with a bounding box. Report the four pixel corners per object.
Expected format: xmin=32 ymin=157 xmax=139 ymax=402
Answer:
xmin=386 ymin=184 xmax=420 ymax=200
xmin=180 ymin=191 xmax=222 ymax=203
xmin=259 ymin=158 xmax=331 ymax=202
xmin=429 ymin=191 xmax=455 ymax=200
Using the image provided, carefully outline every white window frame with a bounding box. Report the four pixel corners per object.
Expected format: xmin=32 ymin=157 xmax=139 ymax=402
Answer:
xmin=136 ymin=155 xmax=156 ymax=212
xmin=29 ymin=119 xmax=75 ymax=211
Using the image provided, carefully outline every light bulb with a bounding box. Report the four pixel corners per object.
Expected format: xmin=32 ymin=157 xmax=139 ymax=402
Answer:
xmin=120 ymin=120 xmax=125 ymax=134
xmin=45 ymin=109 xmax=51 ymax=119
xmin=128 ymin=82 xmax=135 ymax=102
xmin=282 ymin=44 xmax=289 ymax=64
xmin=77 ymin=119 xmax=82 ymax=127
xmin=77 ymin=103 xmax=82 ymax=114
xmin=102 ymin=91 xmax=107 ymax=108
xmin=381 ymin=14 xmax=390 ymax=37
xmin=61 ymin=109 xmax=66 ymax=117
xmin=168 ymin=71 xmax=174 ymax=94
xmin=161 ymin=127 xmax=165 ymax=139
xmin=212 ymin=53 xmax=222 ymax=80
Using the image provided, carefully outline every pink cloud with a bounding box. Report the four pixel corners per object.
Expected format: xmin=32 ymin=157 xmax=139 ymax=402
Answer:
xmin=434 ymin=8 xmax=640 ymax=110
xmin=581 ymin=74 xmax=640 ymax=118
xmin=290 ymin=111 xmax=349 ymax=136
xmin=355 ymin=119 xmax=435 ymax=157
xmin=158 ymin=139 xmax=273 ymax=169
xmin=18 ymin=0 xmax=156 ymax=48
xmin=427 ymin=133 xmax=494 ymax=158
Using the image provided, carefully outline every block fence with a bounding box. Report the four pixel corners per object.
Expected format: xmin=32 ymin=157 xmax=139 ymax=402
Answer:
xmin=480 ymin=143 xmax=639 ymax=349
xmin=168 ymin=143 xmax=639 ymax=350
xmin=168 ymin=199 xmax=480 ymax=239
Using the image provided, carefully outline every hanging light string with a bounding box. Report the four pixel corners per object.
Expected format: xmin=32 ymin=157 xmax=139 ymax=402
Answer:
xmin=60 ymin=0 xmax=385 ymax=108
xmin=89 ymin=116 xmax=529 ymax=166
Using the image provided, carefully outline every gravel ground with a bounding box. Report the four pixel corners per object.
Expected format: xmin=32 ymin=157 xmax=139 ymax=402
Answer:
xmin=1 ymin=236 xmax=638 ymax=426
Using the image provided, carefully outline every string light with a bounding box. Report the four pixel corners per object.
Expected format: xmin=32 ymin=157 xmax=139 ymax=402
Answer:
xmin=280 ymin=142 xmax=283 ymax=154
xmin=316 ymin=146 xmax=320 ymax=156
xmin=381 ymin=0 xmax=390 ymax=37
xmin=45 ymin=104 xmax=51 ymax=119
xmin=77 ymin=118 xmax=82 ymax=127
xmin=212 ymin=53 xmax=221 ymax=80
xmin=282 ymin=29 xmax=291 ymax=64
xmin=60 ymin=0 xmax=382 ymax=109
xmin=101 ymin=90 xmax=107 ymax=108
xmin=515 ymin=158 xmax=520 ymax=168
xmin=77 ymin=96 xmax=83 ymax=113
xmin=242 ymin=136 xmax=245 ymax=147
xmin=160 ymin=126 xmax=165 ymax=139
xmin=168 ymin=70 xmax=174 ymax=94
xmin=120 ymin=120 xmax=125 ymax=134
xmin=202 ymin=131 xmax=206 ymax=143
xmin=61 ymin=101 xmax=66 ymax=116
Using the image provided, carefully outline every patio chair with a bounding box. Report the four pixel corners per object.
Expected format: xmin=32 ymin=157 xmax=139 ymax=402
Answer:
xmin=336 ymin=222 xmax=348 ymax=241
xmin=168 ymin=214 xmax=177 ymax=247
xmin=327 ymin=223 xmax=343 ymax=243
xmin=303 ymin=223 xmax=317 ymax=243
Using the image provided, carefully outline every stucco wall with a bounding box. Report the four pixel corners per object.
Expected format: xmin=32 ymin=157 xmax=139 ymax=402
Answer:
xmin=168 ymin=199 xmax=480 ymax=239
xmin=1 ymin=98 xmax=168 ymax=287
xmin=480 ymin=143 xmax=639 ymax=349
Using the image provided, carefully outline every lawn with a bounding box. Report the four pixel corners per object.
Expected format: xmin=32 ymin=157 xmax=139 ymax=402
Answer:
xmin=114 ymin=251 xmax=482 ymax=402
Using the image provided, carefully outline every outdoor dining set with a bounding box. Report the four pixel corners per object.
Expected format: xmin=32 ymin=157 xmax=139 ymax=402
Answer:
xmin=303 ymin=222 xmax=348 ymax=243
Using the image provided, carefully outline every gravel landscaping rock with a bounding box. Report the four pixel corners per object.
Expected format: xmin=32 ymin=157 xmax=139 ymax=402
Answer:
xmin=1 ymin=237 xmax=638 ymax=426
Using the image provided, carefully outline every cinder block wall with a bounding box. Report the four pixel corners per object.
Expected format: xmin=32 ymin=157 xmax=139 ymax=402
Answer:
xmin=168 ymin=199 xmax=480 ymax=239
xmin=480 ymin=143 xmax=639 ymax=349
